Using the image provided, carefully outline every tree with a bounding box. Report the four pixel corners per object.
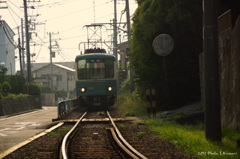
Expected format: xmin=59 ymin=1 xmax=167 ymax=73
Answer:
xmin=25 ymin=83 xmax=41 ymax=96
xmin=1 ymin=81 xmax=11 ymax=96
xmin=130 ymin=0 xmax=202 ymax=109
xmin=6 ymin=75 xmax=26 ymax=94
xmin=0 ymin=64 xmax=8 ymax=84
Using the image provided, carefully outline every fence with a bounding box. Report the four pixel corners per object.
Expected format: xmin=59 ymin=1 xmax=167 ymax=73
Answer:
xmin=57 ymin=99 xmax=78 ymax=118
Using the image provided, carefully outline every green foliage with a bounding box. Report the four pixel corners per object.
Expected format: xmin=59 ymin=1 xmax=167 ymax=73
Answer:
xmin=1 ymin=81 xmax=11 ymax=96
xmin=26 ymin=83 xmax=41 ymax=95
xmin=47 ymin=132 xmax=59 ymax=136
xmin=130 ymin=0 xmax=202 ymax=109
xmin=116 ymin=92 xmax=146 ymax=116
xmin=120 ymin=79 xmax=131 ymax=93
xmin=39 ymin=85 xmax=53 ymax=93
xmin=60 ymin=127 xmax=72 ymax=131
xmin=6 ymin=93 xmax=29 ymax=98
xmin=0 ymin=65 xmax=8 ymax=83
xmin=39 ymin=85 xmax=67 ymax=99
xmin=118 ymin=124 xmax=126 ymax=131
xmin=5 ymin=75 xmax=26 ymax=94
xmin=145 ymin=119 xmax=240 ymax=159
xmin=53 ymin=89 xmax=67 ymax=99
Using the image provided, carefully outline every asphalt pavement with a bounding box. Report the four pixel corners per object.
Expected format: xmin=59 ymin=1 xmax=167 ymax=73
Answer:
xmin=0 ymin=107 xmax=58 ymax=154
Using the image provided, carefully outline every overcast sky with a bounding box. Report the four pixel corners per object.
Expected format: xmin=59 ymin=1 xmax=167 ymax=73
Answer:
xmin=0 ymin=0 xmax=137 ymax=71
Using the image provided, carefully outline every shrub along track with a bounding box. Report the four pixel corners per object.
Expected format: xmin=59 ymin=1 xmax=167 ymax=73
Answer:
xmin=3 ymin=106 xmax=196 ymax=159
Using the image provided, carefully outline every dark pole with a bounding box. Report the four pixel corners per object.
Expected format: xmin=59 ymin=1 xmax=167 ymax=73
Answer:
xmin=125 ymin=0 xmax=134 ymax=92
xmin=23 ymin=0 xmax=31 ymax=83
xmin=17 ymin=27 xmax=23 ymax=75
xmin=18 ymin=37 xmax=23 ymax=75
xmin=203 ymin=0 xmax=221 ymax=141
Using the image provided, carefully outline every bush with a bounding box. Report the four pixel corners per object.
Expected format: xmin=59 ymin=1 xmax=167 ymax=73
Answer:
xmin=116 ymin=92 xmax=146 ymax=116
xmin=39 ymin=85 xmax=53 ymax=93
xmin=53 ymin=89 xmax=67 ymax=99
xmin=1 ymin=81 xmax=11 ymax=96
xmin=6 ymin=75 xmax=26 ymax=94
xmin=0 ymin=65 xmax=7 ymax=83
xmin=25 ymin=83 xmax=41 ymax=95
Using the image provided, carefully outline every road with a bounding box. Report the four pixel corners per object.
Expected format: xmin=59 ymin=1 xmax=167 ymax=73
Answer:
xmin=0 ymin=107 xmax=57 ymax=153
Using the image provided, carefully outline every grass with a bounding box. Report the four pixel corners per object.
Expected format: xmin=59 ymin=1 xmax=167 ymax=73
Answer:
xmin=60 ymin=127 xmax=72 ymax=131
xmin=47 ymin=131 xmax=59 ymax=136
xmin=116 ymin=92 xmax=146 ymax=116
xmin=117 ymin=92 xmax=240 ymax=159
xmin=118 ymin=124 xmax=126 ymax=131
xmin=136 ymin=131 xmax=147 ymax=138
xmin=144 ymin=119 xmax=240 ymax=159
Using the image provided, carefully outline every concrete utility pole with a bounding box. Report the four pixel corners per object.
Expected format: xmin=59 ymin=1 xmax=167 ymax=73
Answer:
xmin=49 ymin=32 xmax=53 ymax=64
xmin=23 ymin=0 xmax=31 ymax=83
xmin=49 ymin=32 xmax=53 ymax=89
xmin=21 ymin=18 xmax=26 ymax=76
xmin=113 ymin=0 xmax=119 ymax=92
xmin=203 ymin=0 xmax=221 ymax=141
xmin=17 ymin=27 xmax=23 ymax=75
xmin=125 ymin=0 xmax=134 ymax=92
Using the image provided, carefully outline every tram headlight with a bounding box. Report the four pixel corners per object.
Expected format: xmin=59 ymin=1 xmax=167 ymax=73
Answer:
xmin=107 ymin=87 xmax=113 ymax=91
xmin=80 ymin=87 xmax=86 ymax=92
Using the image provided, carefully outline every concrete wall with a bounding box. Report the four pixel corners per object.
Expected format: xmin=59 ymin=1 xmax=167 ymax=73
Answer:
xmin=41 ymin=93 xmax=55 ymax=106
xmin=0 ymin=96 xmax=42 ymax=116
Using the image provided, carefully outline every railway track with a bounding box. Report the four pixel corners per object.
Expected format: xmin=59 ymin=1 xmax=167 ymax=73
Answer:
xmin=61 ymin=111 xmax=148 ymax=159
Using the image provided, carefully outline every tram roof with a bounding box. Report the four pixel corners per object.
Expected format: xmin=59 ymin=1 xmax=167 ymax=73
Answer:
xmin=75 ymin=53 xmax=115 ymax=62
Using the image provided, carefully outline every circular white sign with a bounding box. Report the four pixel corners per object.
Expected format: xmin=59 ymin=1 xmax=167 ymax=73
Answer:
xmin=152 ymin=34 xmax=174 ymax=56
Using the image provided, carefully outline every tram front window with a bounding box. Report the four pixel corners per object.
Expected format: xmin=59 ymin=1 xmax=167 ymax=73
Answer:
xmin=77 ymin=58 xmax=114 ymax=80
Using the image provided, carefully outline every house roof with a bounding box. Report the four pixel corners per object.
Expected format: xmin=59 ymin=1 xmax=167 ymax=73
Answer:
xmin=117 ymin=41 xmax=129 ymax=52
xmin=32 ymin=62 xmax=75 ymax=72
xmin=31 ymin=62 xmax=75 ymax=72
xmin=54 ymin=64 xmax=75 ymax=72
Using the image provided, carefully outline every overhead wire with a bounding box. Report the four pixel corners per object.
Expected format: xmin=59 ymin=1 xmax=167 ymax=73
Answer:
xmin=36 ymin=0 xmax=76 ymax=8
xmin=7 ymin=5 xmax=21 ymax=27
xmin=44 ymin=2 xmax=107 ymax=22
xmin=33 ymin=44 xmax=43 ymax=62
xmin=3 ymin=0 xmax=137 ymax=64
xmin=7 ymin=0 xmax=23 ymax=13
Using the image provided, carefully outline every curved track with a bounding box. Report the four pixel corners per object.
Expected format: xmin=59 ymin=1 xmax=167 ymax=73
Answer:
xmin=60 ymin=111 xmax=147 ymax=159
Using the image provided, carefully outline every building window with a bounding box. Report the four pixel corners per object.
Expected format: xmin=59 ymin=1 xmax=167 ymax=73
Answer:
xmin=57 ymin=75 xmax=62 ymax=81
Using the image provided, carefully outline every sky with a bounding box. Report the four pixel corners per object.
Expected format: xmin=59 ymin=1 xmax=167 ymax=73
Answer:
xmin=0 ymin=0 xmax=138 ymax=72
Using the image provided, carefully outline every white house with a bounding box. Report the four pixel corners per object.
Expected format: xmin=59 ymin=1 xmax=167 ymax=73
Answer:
xmin=32 ymin=63 xmax=75 ymax=98
xmin=0 ymin=20 xmax=16 ymax=75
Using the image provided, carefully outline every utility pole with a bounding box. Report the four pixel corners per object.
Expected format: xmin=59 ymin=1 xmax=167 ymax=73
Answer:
xmin=125 ymin=0 xmax=134 ymax=92
xmin=23 ymin=0 xmax=31 ymax=83
xmin=17 ymin=27 xmax=23 ymax=75
xmin=49 ymin=32 xmax=53 ymax=64
xmin=49 ymin=32 xmax=53 ymax=89
xmin=21 ymin=18 xmax=26 ymax=76
xmin=113 ymin=0 xmax=119 ymax=92
xmin=203 ymin=0 xmax=221 ymax=141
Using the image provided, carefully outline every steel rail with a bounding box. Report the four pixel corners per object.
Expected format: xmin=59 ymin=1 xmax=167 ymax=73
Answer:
xmin=108 ymin=128 xmax=139 ymax=159
xmin=107 ymin=111 xmax=148 ymax=159
xmin=61 ymin=111 xmax=87 ymax=159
